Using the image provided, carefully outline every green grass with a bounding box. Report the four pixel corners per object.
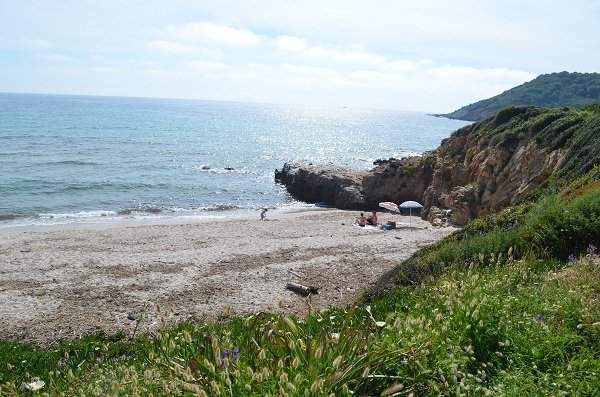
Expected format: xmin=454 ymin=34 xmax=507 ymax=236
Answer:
xmin=3 ymin=253 xmax=598 ymax=396
xmin=2 ymin=174 xmax=600 ymax=396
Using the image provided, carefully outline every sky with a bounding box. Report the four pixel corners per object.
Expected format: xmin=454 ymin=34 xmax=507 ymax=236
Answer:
xmin=1 ymin=0 xmax=598 ymax=112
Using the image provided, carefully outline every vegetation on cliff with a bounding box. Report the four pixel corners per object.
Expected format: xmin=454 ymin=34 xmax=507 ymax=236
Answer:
xmin=439 ymin=72 xmax=600 ymax=121
xmin=448 ymin=102 xmax=600 ymax=181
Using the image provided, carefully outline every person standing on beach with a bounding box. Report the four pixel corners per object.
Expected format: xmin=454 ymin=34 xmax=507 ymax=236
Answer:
xmin=260 ymin=208 xmax=268 ymax=220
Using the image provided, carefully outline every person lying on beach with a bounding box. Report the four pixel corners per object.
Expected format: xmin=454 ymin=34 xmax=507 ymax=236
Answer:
xmin=355 ymin=213 xmax=367 ymax=227
xmin=366 ymin=211 xmax=378 ymax=225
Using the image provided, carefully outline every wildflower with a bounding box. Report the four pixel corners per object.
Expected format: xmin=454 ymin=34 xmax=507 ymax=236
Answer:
xmin=25 ymin=380 xmax=45 ymax=391
xmin=220 ymin=348 xmax=231 ymax=367
xmin=535 ymin=314 xmax=546 ymax=324
xmin=587 ymin=243 xmax=598 ymax=255
xmin=232 ymin=346 xmax=239 ymax=361
xmin=568 ymin=253 xmax=577 ymax=262
xmin=220 ymin=348 xmax=230 ymax=360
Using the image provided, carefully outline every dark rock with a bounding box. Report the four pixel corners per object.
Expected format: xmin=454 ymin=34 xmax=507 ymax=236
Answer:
xmin=275 ymin=161 xmax=367 ymax=209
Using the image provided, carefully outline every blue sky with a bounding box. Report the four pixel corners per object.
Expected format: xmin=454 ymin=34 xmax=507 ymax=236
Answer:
xmin=1 ymin=0 xmax=598 ymax=112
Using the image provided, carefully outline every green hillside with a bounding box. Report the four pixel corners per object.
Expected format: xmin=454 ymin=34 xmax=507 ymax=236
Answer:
xmin=439 ymin=71 xmax=600 ymax=121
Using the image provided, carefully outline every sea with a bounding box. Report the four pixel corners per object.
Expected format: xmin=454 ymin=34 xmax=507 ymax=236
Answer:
xmin=0 ymin=93 xmax=470 ymax=229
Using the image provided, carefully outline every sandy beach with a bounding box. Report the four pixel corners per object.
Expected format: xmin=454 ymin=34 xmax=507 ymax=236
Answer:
xmin=0 ymin=209 xmax=457 ymax=345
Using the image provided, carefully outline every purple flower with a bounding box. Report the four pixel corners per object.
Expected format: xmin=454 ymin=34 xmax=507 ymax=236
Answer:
xmin=587 ymin=243 xmax=597 ymax=255
xmin=220 ymin=349 xmax=230 ymax=360
xmin=535 ymin=314 xmax=546 ymax=324
xmin=219 ymin=348 xmax=230 ymax=367
xmin=219 ymin=347 xmax=239 ymax=367
xmin=568 ymin=253 xmax=577 ymax=262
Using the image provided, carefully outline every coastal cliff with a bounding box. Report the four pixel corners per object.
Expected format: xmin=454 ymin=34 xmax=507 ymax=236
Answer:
xmin=276 ymin=104 xmax=600 ymax=225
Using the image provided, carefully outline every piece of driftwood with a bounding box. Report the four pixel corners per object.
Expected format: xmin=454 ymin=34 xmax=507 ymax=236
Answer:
xmin=286 ymin=282 xmax=319 ymax=297
xmin=288 ymin=269 xmax=303 ymax=279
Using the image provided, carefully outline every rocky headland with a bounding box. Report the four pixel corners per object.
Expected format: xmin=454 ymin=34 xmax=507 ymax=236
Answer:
xmin=436 ymin=71 xmax=600 ymax=121
xmin=276 ymin=105 xmax=600 ymax=225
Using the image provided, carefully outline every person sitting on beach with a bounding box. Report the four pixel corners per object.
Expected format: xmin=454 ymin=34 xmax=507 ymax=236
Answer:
xmin=355 ymin=212 xmax=367 ymax=227
xmin=366 ymin=211 xmax=378 ymax=225
xmin=260 ymin=208 xmax=268 ymax=220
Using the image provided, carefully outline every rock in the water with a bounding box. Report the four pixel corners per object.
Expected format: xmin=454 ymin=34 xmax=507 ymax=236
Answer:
xmin=275 ymin=161 xmax=367 ymax=209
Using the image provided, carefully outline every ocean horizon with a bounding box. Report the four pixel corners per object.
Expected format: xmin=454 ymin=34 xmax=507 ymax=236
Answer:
xmin=0 ymin=92 xmax=470 ymax=229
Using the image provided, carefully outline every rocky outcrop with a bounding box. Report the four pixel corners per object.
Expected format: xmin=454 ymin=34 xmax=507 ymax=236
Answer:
xmin=275 ymin=161 xmax=368 ymax=209
xmin=423 ymin=134 xmax=565 ymax=223
xmin=361 ymin=156 xmax=435 ymax=207
xmin=275 ymin=106 xmax=597 ymax=225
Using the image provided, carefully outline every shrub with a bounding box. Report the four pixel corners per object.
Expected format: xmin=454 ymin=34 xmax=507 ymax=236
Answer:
xmin=492 ymin=106 xmax=535 ymax=127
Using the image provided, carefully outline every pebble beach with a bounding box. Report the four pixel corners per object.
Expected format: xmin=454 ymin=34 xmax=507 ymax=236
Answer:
xmin=0 ymin=209 xmax=457 ymax=345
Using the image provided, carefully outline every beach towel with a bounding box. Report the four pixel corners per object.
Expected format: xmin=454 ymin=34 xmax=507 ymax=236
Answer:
xmin=353 ymin=224 xmax=380 ymax=230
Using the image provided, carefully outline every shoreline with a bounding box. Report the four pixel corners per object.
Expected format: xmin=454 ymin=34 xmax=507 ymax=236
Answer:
xmin=0 ymin=209 xmax=458 ymax=345
xmin=0 ymin=205 xmax=327 ymax=234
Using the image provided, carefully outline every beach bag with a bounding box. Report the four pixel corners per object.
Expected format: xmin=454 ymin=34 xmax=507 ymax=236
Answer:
xmin=382 ymin=221 xmax=396 ymax=230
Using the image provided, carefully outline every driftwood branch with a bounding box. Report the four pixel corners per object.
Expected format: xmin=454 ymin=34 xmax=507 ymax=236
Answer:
xmin=286 ymin=282 xmax=319 ymax=297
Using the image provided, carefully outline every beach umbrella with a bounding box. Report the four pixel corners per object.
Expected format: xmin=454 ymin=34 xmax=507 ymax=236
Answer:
xmin=399 ymin=200 xmax=423 ymax=227
xmin=379 ymin=201 xmax=399 ymax=212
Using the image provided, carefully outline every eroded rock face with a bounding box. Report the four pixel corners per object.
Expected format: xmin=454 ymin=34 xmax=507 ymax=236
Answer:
xmin=422 ymin=131 xmax=566 ymax=223
xmin=275 ymin=161 xmax=368 ymax=209
xmin=275 ymin=128 xmax=567 ymax=225
xmin=362 ymin=156 xmax=434 ymax=207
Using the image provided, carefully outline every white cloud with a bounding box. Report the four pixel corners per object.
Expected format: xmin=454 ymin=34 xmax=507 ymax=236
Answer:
xmin=424 ymin=65 xmax=536 ymax=85
xmin=327 ymin=49 xmax=385 ymax=65
xmin=148 ymin=40 xmax=199 ymax=53
xmin=167 ymin=22 xmax=263 ymax=47
xmin=274 ymin=36 xmax=385 ymax=66
xmin=382 ymin=59 xmax=432 ymax=73
xmin=0 ymin=36 xmax=53 ymax=50
xmin=89 ymin=67 xmax=118 ymax=74
xmin=275 ymin=35 xmax=307 ymax=51
xmin=281 ymin=62 xmax=333 ymax=75
xmin=186 ymin=60 xmax=230 ymax=73
xmin=23 ymin=38 xmax=53 ymax=50
xmin=33 ymin=53 xmax=73 ymax=62
xmin=142 ymin=68 xmax=170 ymax=76
xmin=350 ymin=70 xmax=400 ymax=83
xmin=147 ymin=40 xmax=223 ymax=59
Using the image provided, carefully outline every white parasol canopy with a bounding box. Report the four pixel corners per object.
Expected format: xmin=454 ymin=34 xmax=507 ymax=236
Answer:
xmin=379 ymin=201 xmax=400 ymax=212
xmin=399 ymin=200 xmax=423 ymax=227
